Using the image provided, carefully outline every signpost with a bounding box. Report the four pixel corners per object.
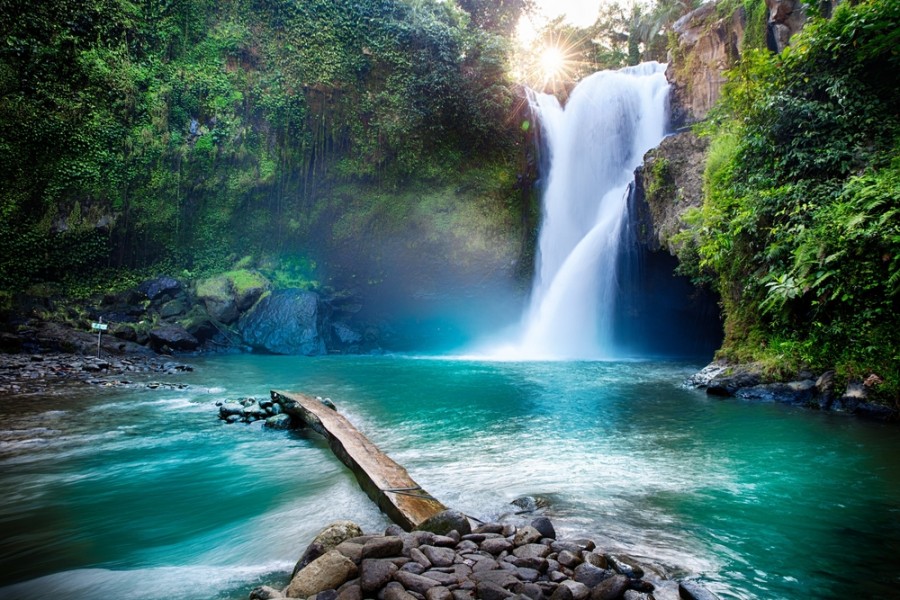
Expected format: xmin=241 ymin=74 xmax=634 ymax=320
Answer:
xmin=91 ymin=317 xmax=108 ymax=358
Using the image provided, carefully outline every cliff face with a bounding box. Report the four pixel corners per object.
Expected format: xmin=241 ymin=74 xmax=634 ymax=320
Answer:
xmin=633 ymin=132 xmax=709 ymax=256
xmin=666 ymin=3 xmax=747 ymax=127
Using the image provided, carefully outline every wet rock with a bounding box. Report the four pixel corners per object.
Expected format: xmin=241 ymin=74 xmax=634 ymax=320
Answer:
xmin=573 ymin=563 xmax=610 ymax=589
xmin=149 ymin=324 xmax=199 ymax=352
xmin=607 ymin=555 xmax=644 ymax=579
xmin=285 ymin=550 xmax=358 ymax=599
xmin=512 ymin=544 xmax=550 ymax=560
xmin=250 ymin=585 xmax=284 ymax=599
xmin=531 ymin=517 xmax=556 ymax=540
xmin=590 ymin=574 xmax=630 ymax=600
xmin=139 ymin=276 xmax=182 ymax=301
xmin=265 ymin=413 xmax=294 ymax=429
xmin=558 ymin=580 xmax=590 ymax=600
xmin=238 ymin=289 xmax=326 ymax=355
xmin=425 ymin=586 xmax=452 ymax=600
xmin=678 ymin=580 xmax=720 ymax=600
xmin=415 ymin=509 xmax=472 ymax=537
xmin=293 ymin=522 xmax=364 ymax=577
xmin=383 ymin=582 xmax=418 ymax=600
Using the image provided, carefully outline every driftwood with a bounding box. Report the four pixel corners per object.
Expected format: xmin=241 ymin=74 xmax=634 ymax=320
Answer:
xmin=271 ymin=390 xmax=447 ymax=530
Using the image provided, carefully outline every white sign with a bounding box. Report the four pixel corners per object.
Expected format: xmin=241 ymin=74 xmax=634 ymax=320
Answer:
xmin=91 ymin=322 xmax=109 ymax=331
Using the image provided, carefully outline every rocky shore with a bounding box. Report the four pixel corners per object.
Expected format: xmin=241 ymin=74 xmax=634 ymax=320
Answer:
xmin=0 ymin=351 xmax=193 ymax=395
xmin=250 ymin=517 xmax=718 ymax=600
xmin=686 ymin=361 xmax=896 ymax=420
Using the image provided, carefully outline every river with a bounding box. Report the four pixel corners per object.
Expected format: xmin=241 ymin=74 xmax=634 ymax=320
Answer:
xmin=1 ymin=354 xmax=899 ymax=599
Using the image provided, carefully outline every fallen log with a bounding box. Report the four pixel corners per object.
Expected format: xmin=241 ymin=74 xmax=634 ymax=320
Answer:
xmin=271 ymin=390 xmax=448 ymax=530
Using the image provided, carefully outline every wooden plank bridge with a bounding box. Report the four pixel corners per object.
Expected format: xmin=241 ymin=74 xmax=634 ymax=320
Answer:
xmin=271 ymin=390 xmax=448 ymax=531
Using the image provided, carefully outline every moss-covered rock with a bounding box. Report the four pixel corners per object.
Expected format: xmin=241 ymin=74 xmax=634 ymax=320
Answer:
xmin=195 ymin=270 xmax=271 ymax=324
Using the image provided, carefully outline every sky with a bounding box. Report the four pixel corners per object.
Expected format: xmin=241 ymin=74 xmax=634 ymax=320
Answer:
xmin=533 ymin=0 xmax=604 ymax=27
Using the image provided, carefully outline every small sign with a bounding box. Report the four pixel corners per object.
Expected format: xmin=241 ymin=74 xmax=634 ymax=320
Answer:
xmin=91 ymin=322 xmax=109 ymax=331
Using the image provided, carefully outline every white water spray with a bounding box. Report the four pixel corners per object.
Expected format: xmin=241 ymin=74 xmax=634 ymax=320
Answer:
xmin=489 ymin=63 xmax=669 ymax=360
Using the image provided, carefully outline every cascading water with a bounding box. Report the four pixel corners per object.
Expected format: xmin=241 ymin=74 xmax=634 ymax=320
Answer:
xmin=501 ymin=63 xmax=670 ymax=360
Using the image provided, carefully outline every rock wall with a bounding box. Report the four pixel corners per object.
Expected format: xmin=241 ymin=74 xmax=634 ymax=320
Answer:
xmin=666 ymin=3 xmax=746 ymax=127
xmin=766 ymin=0 xmax=806 ymax=52
xmin=632 ymin=131 xmax=710 ymax=256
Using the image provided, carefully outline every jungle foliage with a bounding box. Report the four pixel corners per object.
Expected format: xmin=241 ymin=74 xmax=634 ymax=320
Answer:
xmin=0 ymin=0 xmax=531 ymax=291
xmin=682 ymin=0 xmax=900 ymax=400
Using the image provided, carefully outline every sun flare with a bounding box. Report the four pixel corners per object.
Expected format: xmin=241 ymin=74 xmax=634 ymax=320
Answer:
xmin=539 ymin=47 xmax=566 ymax=81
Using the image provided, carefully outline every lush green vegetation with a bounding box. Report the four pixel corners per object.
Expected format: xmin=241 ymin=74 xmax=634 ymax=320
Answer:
xmin=0 ymin=0 xmax=531 ymax=293
xmin=681 ymin=0 xmax=900 ymax=401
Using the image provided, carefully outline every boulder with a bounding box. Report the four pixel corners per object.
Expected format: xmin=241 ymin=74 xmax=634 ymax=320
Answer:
xmin=530 ymin=517 xmax=556 ymax=540
xmin=361 ymin=559 xmax=399 ymax=594
xmin=238 ymin=289 xmax=326 ymax=355
xmin=265 ymin=414 xmax=294 ymax=429
xmin=293 ymin=521 xmax=364 ymax=576
xmin=415 ymin=509 xmax=472 ymax=537
xmin=284 ymin=550 xmax=357 ymax=599
xmin=196 ymin=276 xmax=239 ymax=324
xmin=590 ymin=575 xmax=630 ymax=600
xmin=148 ymin=324 xmax=199 ymax=351
xmin=138 ymin=276 xmax=181 ymax=301
xmin=678 ymin=580 xmax=720 ymax=600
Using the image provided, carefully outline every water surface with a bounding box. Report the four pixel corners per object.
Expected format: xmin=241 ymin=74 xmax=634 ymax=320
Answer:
xmin=1 ymin=355 xmax=899 ymax=599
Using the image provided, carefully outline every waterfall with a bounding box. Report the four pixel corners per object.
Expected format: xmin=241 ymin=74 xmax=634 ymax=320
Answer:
xmin=493 ymin=63 xmax=670 ymax=360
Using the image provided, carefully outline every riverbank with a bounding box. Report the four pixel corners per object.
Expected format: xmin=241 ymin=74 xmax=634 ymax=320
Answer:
xmin=0 ymin=350 xmax=193 ymax=396
xmin=687 ymin=360 xmax=897 ymax=421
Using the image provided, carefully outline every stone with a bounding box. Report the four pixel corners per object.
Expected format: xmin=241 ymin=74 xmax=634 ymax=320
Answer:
xmin=512 ymin=544 xmax=550 ymax=560
xmin=476 ymin=582 xmax=515 ymax=600
xmin=394 ymin=571 xmax=440 ymax=595
xmin=293 ymin=522 xmax=364 ymax=576
xmin=512 ymin=556 xmax=548 ymax=572
xmin=159 ymin=298 xmax=187 ymax=319
xmin=481 ymin=538 xmax=513 ymax=555
xmin=425 ymin=586 xmax=453 ymax=600
xmin=558 ymin=580 xmax=590 ymax=600
xmin=219 ymin=402 xmax=243 ymax=418
xmin=401 ymin=562 xmax=427 ymax=575
xmin=513 ymin=526 xmax=543 ymax=547
xmin=148 ymin=324 xmax=199 ymax=351
xmin=421 ymin=546 xmax=455 ymax=568
xmin=557 ymin=551 xmax=581 ymax=569
xmin=590 ymin=575 xmax=630 ymax=600
xmin=314 ymin=590 xmax=338 ymax=600
xmin=410 ymin=547 xmax=432 ymax=568
xmin=573 ymin=563 xmax=610 ymax=589
xmin=265 ymin=413 xmax=294 ymax=430
xmin=420 ymin=570 xmax=458 ymax=586
xmin=473 ymin=524 xmax=505 ymax=535
xmin=451 ymin=591 xmax=474 ymax=600
xmin=583 ymin=553 xmax=608 ymax=570
xmin=455 ymin=540 xmax=479 ymax=553
xmin=250 ymin=585 xmax=284 ymax=599
xmin=520 ymin=582 xmax=544 ymax=600
xmin=530 ymin=517 xmax=556 ymax=540
xmin=470 ymin=570 xmax=520 ymax=589
xmin=336 ymin=583 xmax=362 ymax=600
xmin=363 ymin=536 xmax=404 ymax=559
xmin=415 ymin=510 xmax=472 ymax=537
xmin=607 ymin=555 xmax=644 ymax=579
xmin=238 ymin=289 xmax=325 ymax=355
xmin=678 ymin=581 xmax=720 ymax=600
xmin=285 ymin=550 xmax=358 ymax=599
xmin=384 ymin=582 xmax=418 ymax=600
xmin=138 ymin=276 xmax=182 ymax=301
xmin=623 ymin=591 xmax=649 ymax=600
xmin=549 ymin=584 xmax=574 ymax=600
xmin=515 ymin=567 xmax=541 ymax=583
xmin=361 ymin=559 xmax=399 ymax=594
